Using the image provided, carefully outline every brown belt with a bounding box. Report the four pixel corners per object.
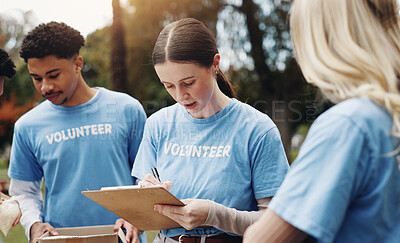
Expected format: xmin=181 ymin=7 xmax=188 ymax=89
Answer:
xmin=170 ymin=234 xmax=242 ymax=243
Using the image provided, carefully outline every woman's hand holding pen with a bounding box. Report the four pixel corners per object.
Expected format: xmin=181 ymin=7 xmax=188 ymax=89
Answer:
xmin=139 ymin=172 xmax=210 ymax=230
xmin=138 ymin=174 xmax=173 ymax=191
xmin=114 ymin=170 xmax=172 ymax=243
xmin=154 ymin=199 xmax=210 ymax=230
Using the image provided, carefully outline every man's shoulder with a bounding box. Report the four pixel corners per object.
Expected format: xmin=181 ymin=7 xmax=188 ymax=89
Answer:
xmin=16 ymin=101 xmax=50 ymax=126
xmin=99 ymin=87 xmax=137 ymax=101
xmin=98 ymin=87 xmax=143 ymax=108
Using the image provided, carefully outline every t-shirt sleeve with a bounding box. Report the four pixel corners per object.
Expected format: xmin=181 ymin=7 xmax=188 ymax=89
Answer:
xmin=127 ymin=100 xmax=147 ymax=168
xmin=251 ymin=127 xmax=289 ymax=199
xmin=131 ymin=120 xmax=157 ymax=180
xmin=268 ymin=114 xmax=367 ymax=241
xmin=8 ymin=121 xmax=43 ymax=181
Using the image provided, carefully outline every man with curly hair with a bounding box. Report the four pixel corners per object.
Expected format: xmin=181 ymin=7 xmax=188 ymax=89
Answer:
xmin=7 ymin=22 xmax=147 ymax=242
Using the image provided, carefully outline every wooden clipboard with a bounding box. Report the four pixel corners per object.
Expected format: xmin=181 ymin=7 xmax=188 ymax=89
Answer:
xmin=82 ymin=186 xmax=185 ymax=230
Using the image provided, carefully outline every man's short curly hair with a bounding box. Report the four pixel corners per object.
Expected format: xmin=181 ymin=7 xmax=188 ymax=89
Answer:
xmin=0 ymin=48 xmax=16 ymax=78
xmin=20 ymin=21 xmax=85 ymax=62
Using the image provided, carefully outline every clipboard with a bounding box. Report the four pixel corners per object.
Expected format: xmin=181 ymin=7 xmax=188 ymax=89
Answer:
xmin=82 ymin=186 xmax=185 ymax=230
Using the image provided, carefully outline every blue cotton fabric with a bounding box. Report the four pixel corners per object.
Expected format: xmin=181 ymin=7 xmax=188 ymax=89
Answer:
xmin=9 ymin=87 xmax=147 ymax=243
xmin=132 ymin=98 xmax=289 ymax=237
xmin=269 ymin=97 xmax=400 ymax=243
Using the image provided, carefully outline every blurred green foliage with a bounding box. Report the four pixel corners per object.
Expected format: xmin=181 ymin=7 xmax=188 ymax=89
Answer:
xmin=0 ymin=1 xmax=328 ymax=241
xmin=0 ymin=0 xmax=325 ymax=160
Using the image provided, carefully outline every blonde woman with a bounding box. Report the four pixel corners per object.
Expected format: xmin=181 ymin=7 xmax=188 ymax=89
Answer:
xmin=244 ymin=0 xmax=400 ymax=242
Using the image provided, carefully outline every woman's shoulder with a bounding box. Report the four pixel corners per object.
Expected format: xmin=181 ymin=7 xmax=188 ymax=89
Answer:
xmin=313 ymin=97 xmax=393 ymax=151
xmin=232 ymin=100 xmax=277 ymax=129
xmin=323 ymin=97 xmax=391 ymax=131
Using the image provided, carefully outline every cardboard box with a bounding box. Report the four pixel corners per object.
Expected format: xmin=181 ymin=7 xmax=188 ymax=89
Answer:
xmin=38 ymin=225 xmax=126 ymax=243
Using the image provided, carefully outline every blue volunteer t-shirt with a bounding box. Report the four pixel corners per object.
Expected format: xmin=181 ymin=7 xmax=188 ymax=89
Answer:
xmin=132 ymin=98 xmax=289 ymax=237
xmin=269 ymin=97 xmax=400 ymax=243
xmin=8 ymin=88 xmax=147 ymax=235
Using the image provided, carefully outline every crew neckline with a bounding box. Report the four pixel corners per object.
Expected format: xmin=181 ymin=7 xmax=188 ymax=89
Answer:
xmin=181 ymin=98 xmax=238 ymax=124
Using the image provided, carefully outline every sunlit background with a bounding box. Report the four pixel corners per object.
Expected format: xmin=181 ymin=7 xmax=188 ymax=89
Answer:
xmin=0 ymin=0 xmax=320 ymax=242
xmin=0 ymin=0 xmax=256 ymax=70
xmin=0 ymin=0 xmax=117 ymax=38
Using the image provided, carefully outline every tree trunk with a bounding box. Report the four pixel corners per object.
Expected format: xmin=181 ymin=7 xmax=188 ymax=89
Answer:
xmin=240 ymin=0 xmax=296 ymax=161
xmin=271 ymin=99 xmax=292 ymax=160
xmin=111 ymin=0 xmax=128 ymax=92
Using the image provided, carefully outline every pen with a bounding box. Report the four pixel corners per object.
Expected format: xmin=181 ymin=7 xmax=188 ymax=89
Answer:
xmin=151 ymin=167 xmax=161 ymax=182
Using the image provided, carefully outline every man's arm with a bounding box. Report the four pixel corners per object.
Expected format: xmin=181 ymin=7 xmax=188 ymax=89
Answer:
xmin=9 ymin=178 xmax=44 ymax=241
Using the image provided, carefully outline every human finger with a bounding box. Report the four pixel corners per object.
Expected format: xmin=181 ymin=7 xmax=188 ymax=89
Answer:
xmin=46 ymin=224 xmax=59 ymax=236
xmin=113 ymin=218 xmax=125 ymax=232
xmin=154 ymin=204 xmax=185 ymax=217
xmin=125 ymin=226 xmax=133 ymax=243
xmin=139 ymin=174 xmax=160 ymax=186
xmin=180 ymin=199 xmax=193 ymax=204
xmin=31 ymin=222 xmax=59 ymax=242
xmin=131 ymin=227 xmax=141 ymax=243
xmin=162 ymin=181 xmax=173 ymax=191
xmin=12 ymin=211 xmax=21 ymax=226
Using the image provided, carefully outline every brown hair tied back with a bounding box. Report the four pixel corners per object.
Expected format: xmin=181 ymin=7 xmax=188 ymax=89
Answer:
xmin=152 ymin=18 xmax=237 ymax=98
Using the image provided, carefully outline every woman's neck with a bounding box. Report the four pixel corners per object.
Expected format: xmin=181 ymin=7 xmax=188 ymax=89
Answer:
xmin=193 ymin=88 xmax=231 ymax=119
